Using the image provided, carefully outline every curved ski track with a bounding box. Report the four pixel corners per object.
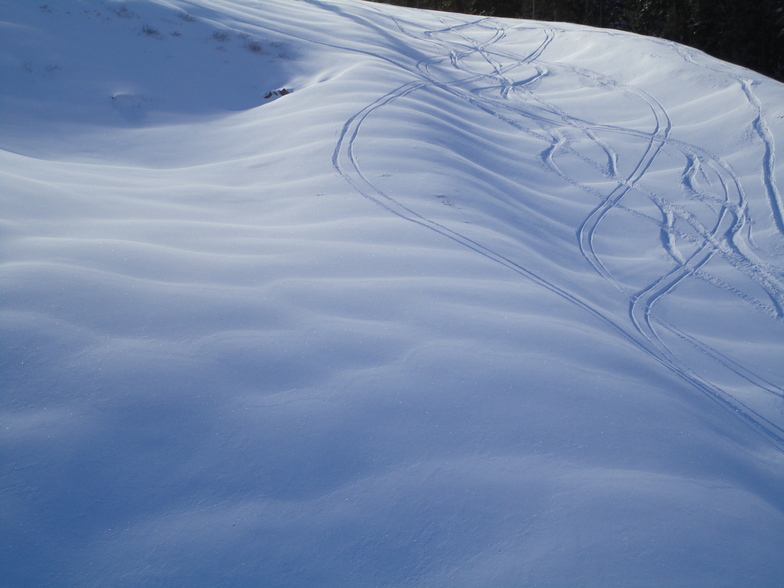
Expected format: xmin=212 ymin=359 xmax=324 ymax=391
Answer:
xmin=325 ymin=7 xmax=784 ymax=449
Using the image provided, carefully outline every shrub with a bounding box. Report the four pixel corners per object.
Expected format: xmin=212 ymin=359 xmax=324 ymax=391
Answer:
xmin=142 ymin=24 xmax=160 ymax=38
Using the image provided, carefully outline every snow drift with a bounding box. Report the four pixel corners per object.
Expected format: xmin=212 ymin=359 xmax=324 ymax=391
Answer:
xmin=2 ymin=0 xmax=784 ymax=585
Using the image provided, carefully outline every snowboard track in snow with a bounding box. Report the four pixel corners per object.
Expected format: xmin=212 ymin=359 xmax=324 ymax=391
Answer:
xmin=328 ymin=6 xmax=784 ymax=450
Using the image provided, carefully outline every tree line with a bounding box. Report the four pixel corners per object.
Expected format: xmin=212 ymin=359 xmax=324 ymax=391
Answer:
xmin=369 ymin=0 xmax=784 ymax=81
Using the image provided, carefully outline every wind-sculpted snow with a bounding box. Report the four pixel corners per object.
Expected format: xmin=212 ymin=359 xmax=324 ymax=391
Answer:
xmin=2 ymin=1 xmax=784 ymax=586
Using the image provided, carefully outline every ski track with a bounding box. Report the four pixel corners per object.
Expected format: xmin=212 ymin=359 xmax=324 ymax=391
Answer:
xmin=742 ymin=78 xmax=784 ymax=236
xmin=324 ymin=5 xmax=784 ymax=449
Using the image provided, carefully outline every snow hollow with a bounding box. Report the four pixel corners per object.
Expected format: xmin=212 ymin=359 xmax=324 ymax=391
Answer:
xmin=2 ymin=0 xmax=784 ymax=585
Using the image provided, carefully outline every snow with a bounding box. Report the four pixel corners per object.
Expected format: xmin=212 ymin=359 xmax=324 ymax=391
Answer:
xmin=2 ymin=0 xmax=784 ymax=585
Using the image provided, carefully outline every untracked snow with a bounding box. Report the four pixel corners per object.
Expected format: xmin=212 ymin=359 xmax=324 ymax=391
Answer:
xmin=2 ymin=0 xmax=784 ymax=586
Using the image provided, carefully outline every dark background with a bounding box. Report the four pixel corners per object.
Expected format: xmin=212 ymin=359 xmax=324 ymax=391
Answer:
xmin=369 ymin=0 xmax=784 ymax=81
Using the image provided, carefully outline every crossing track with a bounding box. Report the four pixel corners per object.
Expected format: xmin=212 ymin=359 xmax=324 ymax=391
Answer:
xmin=304 ymin=1 xmax=784 ymax=450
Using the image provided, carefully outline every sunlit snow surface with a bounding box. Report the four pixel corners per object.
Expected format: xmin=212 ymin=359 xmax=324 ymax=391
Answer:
xmin=2 ymin=0 xmax=784 ymax=585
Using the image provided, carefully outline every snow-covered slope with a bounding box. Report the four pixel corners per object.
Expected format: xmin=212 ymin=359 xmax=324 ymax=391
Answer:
xmin=2 ymin=0 xmax=784 ymax=585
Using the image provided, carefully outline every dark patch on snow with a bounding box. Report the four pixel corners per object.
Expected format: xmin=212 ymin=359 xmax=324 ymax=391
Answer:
xmin=264 ymin=88 xmax=291 ymax=99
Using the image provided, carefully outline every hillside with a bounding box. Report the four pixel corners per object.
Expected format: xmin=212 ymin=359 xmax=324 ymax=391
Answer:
xmin=2 ymin=0 xmax=784 ymax=585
